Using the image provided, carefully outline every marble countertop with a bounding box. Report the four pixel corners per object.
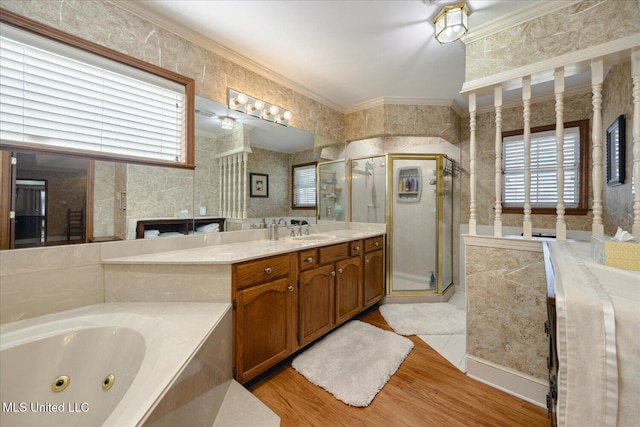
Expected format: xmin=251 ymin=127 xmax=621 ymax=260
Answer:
xmin=102 ymin=229 xmax=384 ymax=265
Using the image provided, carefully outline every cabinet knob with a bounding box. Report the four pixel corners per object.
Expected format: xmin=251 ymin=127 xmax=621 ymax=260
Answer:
xmin=353 ymin=246 xmax=360 ymax=252
xmin=331 ymin=271 xmax=336 ymax=276
xmin=365 ymin=258 xmax=370 ymax=264
xmin=287 ymin=285 xmax=294 ymax=293
xmin=338 ymin=268 xmax=343 ymax=274
xmin=304 ymin=256 xmax=314 ymax=263
xmin=264 ymin=267 xmax=272 ymax=274
xmin=374 ymin=241 xmax=379 ymax=246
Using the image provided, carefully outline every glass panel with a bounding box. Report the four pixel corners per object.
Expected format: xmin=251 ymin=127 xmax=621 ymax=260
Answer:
xmin=318 ymin=160 xmax=345 ymax=221
xmin=391 ymin=157 xmax=438 ymax=292
xmin=350 ymin=155 xmax=386 ymax=224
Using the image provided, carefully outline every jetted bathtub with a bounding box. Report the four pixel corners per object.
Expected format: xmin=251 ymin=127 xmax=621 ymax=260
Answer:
xmin=0 ymin=302 xmax=231 ymax=426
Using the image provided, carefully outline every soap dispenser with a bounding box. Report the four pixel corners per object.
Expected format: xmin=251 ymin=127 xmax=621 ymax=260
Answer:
xmin=269 ymin=219 xmax=278 ymax=241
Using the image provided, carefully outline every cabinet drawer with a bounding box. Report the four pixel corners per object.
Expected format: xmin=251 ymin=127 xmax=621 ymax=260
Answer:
xmin=318 ymin=243 xmax=350 ymax=264
xmin=364 ymin=236 xmax=383 ymax=253
xmin=299 ymin=248 xmax=318 ymax=271
xmin=318 ymin=242 xmax=349 ymax=265
xmin=235 ymin=254 xmax=291 ymax=289
xmin=349 ymin=240 xmax=363 ymax=257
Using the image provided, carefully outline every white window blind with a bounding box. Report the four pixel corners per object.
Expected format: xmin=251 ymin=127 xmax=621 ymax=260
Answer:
xmin=0 ymin=24 xmax=186 ymax=163
xmin=503 ymin=127 xmax=580 ymax=208
xmin=293 ymin=164 xmax=316 ymax=208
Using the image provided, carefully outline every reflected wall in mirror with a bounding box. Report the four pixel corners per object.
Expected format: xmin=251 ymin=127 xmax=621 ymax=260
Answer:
xmin=1 ymin=96 xmax=346 ymax=248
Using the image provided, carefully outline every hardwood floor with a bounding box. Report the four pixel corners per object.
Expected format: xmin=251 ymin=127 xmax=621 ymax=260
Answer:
xmin=248 ymin=306 xmax=549 ymax=427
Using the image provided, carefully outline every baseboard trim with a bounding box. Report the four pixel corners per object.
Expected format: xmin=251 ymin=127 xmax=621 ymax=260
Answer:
xmin=465 ymin=355 xmax=548 ymax=408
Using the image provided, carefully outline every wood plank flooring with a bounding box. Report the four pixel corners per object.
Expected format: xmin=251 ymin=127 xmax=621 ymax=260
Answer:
xmin=248 ymin=306 xmax=549 ymax=427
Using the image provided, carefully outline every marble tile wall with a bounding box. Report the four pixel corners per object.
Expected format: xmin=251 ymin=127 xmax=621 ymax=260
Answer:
xmin=346 ymin=104 xmax=461 ymax=143
xmin=104 ymin=264 xmax=232 ymax=303
xmin=459 ymin=92 xmax=594 ymax=230
xmin=602 ymin=61 xmax=635 ymax=236
xmin=0 ymin=243 xmax=103 ymax=323
xmin=465 ymin=243 xmax=547 ymax=380
xmin=465 ymin=0 xmax=640 ymax=81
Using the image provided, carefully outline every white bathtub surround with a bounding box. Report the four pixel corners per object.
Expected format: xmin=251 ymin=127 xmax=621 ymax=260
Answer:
xmin=0 ymin=222 xmax=384 ymax=323
xmin=0 ymin=302 xmax=279 ymax=426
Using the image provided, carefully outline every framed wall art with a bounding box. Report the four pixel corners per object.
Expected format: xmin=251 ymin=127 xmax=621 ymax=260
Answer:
xmin=250 ymin=173 xmax=269 ymax=197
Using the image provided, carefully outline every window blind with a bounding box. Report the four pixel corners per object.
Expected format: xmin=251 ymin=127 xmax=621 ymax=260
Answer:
xmin=0 ymin=25 xmax=186 ymax=163
xmin=503 ymin=127 xmax=580 ymax=208
xmin=293 ymin=164 xmax=316 ymax=208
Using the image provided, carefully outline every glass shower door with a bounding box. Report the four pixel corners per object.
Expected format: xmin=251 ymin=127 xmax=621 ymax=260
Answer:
xmin=390 ymin=156 xmax=438 ymax=292
xmin=350 ymin=155 xmax=386 ymax=224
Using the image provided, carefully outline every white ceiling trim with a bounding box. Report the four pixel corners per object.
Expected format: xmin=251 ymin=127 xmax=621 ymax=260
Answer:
xmin=462 ymin=1 xmax=580 ymax=45
xmin=110 ymin=0 xmax=346 ymax=114
xmin=345 ymin=96 xmax=464 ymax=116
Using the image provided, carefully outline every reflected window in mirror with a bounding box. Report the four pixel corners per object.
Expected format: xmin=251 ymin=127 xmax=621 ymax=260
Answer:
xmin=292 ymin=162 xmax=317 ymax=209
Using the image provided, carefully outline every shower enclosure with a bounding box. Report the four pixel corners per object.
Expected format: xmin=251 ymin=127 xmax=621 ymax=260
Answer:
xmin=317 ymin=160 xmax=346 ymax=222
xmin=350 ymin=154 xmax=453 ymax=297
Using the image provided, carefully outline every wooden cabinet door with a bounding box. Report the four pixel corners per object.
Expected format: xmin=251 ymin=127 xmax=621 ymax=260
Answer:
xmin=235 ymin=277 xmax=295 ymax=383
xmin=298 ymin=263 xmax=335 ymax=346
xmin=364 ymin=249 xmax=384 ymax=307
xmin=335 ymin=256 xmax=362 ymax=325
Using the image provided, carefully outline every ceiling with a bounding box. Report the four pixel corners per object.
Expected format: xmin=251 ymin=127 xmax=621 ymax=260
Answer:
xmin=118 ymin=0 xmax=561 ymax=114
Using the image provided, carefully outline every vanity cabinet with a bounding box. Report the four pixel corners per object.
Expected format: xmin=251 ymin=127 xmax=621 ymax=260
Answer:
xmin=363 ymin=236 xmax=385 ymax=307
xmin=232 ymin=253 xmax=297 ymax=384
xmin=232 ymin=234 xmax=383 ymax=383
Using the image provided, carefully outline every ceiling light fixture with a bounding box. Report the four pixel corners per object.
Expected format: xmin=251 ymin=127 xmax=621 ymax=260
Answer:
xmin=227 ymin=88 xmax=292 ymax=126
xmin=220 ymin=116 xmax=235 ymax=130
xmin=433 ymin=1 xmax=470 ymax=44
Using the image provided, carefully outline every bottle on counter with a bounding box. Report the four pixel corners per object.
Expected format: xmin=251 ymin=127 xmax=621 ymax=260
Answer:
xmin=269 ymin=219 xmax=278 ymax=241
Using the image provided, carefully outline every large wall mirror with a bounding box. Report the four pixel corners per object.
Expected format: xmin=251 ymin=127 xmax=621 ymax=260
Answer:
xmin=1 ymin=96 xmax=344 ymax=249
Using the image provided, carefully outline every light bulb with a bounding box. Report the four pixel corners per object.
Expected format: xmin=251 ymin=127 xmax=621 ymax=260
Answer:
xmin=269 ymin=105 xmax=280 ymax=116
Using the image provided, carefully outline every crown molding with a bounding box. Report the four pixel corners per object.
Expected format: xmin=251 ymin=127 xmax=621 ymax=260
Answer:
xmin=345 ymin=96 xmax=464 ymax=116
xmin=109 ymin=0 xmax=346 ymax=114
xmin=462 ymin=1 xmax=580 ymax=45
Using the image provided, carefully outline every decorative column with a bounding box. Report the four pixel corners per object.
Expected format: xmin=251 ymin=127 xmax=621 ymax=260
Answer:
xmin=226 ymin=156 xmax=232 ymax=218
xmin=469 ymin=92 xmax=477 ymax=235
xmin=555 ymin=68 xmax=566 ymax=241
xmin=591 ymin=59 xmax=605 ymax=236
xmin=218 ymin=158 xmax=224 ymax=216
xmin=242 ymin=152 xmax=248 ymax=219
xmin=231 ymin=154 xmax=237 ymax=218
xmin=522 ymin=76 xmax=532 ymax=239
xmin=632 ymin=50 xmax=640 ymax=238
xmin=494 ymin=86 xmax=503 ymax=237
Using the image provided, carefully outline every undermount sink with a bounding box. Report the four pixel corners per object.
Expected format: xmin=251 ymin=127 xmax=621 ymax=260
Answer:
xmin=291 ymin=233 xmax=336 ymax=242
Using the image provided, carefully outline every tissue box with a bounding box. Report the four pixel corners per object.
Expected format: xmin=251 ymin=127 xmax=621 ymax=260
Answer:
xmin=591 ymin=236 xmax=640 ymax=271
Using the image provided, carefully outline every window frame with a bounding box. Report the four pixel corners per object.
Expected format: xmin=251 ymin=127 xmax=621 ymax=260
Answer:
xmin=501 ymin=119 xmax=589 ymax=215
xmin=0 ymin=9 xmax=195 ymax=169
xmin=291 ymin=161 xmax=317 ymax=210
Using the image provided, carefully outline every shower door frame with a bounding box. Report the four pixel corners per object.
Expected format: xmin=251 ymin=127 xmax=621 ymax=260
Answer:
xmin=386 ymin=153 xmax=453 ymax=297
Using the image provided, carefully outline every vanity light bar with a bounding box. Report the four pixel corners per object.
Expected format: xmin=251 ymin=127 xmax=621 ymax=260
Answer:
xmin=227 ymin=88 xmax=292 ymax=127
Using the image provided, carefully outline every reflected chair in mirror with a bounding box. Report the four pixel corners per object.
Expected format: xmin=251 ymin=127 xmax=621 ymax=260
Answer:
xmin=67 ymin=208 xmax=85 ymax=241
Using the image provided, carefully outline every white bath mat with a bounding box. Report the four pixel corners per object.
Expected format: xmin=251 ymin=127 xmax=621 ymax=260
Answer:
xmin=379 ymin=303 xmax=465 ymax=335
xmin=291 ymin=320 xmax=413 ymax=407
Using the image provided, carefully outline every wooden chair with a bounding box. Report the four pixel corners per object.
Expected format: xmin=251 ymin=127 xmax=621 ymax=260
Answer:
xmin=67 ymin=208 xmax=85 ymax=241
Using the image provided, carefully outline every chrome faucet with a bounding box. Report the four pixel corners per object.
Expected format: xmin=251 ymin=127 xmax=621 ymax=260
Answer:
xmin=278 ymin=218 xmax=287 ymax=226
xmin=296 ymin=224 xmax=303 ymax=236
